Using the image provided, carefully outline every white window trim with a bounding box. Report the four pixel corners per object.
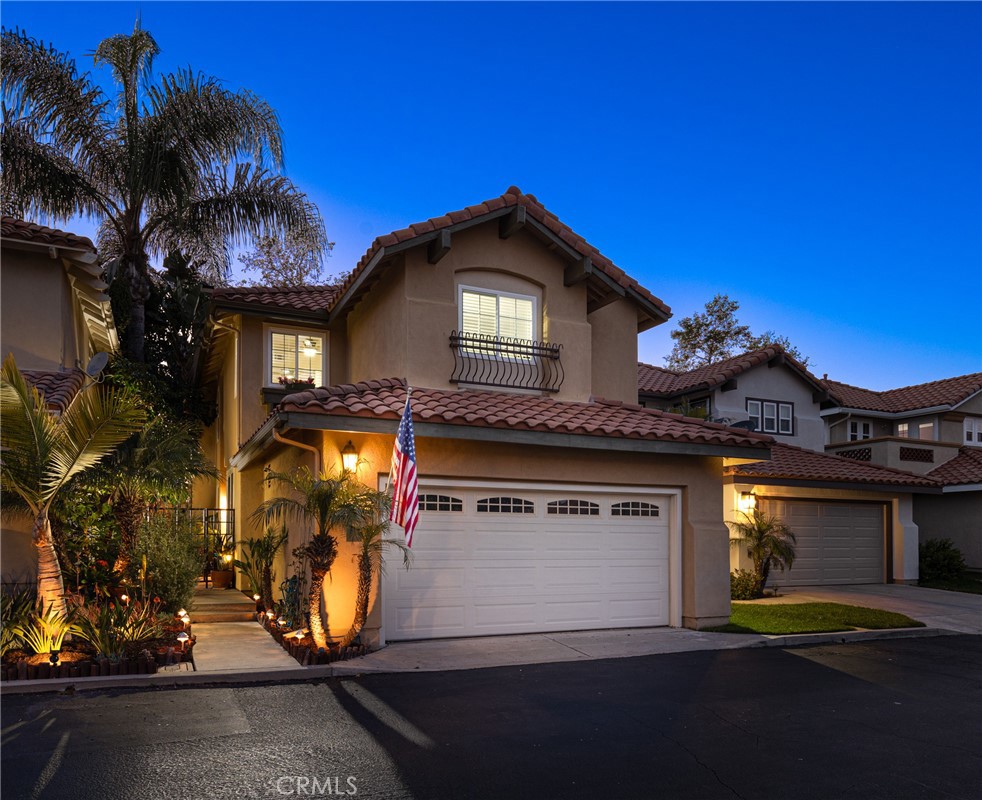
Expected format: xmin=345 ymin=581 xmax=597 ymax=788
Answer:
xmin=457 ymin=284 xmax=540 ymax=342
xmin=965 ymin=418 xmax=982 ymax=447
xmin=264 ymin=324 xmax=329 ymax=388
xmin=849 ymin=420 xmax=872 ymax=441
xmin=747 ymin=398 xmax=794 ymax=436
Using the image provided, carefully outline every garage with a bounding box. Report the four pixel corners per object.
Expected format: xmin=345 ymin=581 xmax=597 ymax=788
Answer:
xmin=383 ymin=483 xmax=677 ymax=641
xmin=761 ymin=499 xmax=886 ymax=586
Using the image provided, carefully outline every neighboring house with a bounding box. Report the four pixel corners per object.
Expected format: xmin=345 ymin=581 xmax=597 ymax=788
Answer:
xmin=639 ymin=349 xmax=982 ymax=578
xmin=0 ymin=217 xmax=119 ymax=584
xmin=821 ymin=374 xmax=982 ymax=569
xmin=198 ymin=186 xmax=773 ymax=644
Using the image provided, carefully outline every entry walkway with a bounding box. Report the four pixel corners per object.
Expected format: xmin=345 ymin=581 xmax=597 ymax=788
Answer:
xmin=759 ymin=584 xmax=982 ymax=634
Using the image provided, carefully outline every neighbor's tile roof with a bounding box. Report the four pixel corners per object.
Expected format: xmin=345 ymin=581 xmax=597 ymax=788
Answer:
xmin=277 ymin=378 xmax=773 ymax=451
xmin=1 ymin=217 xmax=96 ymax=253
xmin=210 ymin=285 xmax=342 ymax=315
xmin=21 ymin=369 xmax=87 ymax=414
xmin=334 ymin=185 xmax=671 ymax=318
xmin=725 ymin=442 xmax=941 ymax=489
xmin=928 ymin=447 xmax=982 ymax=487
xmin=822 ymin=373 xmax=982 ymax=413
xmin=638 ymin=346 xmax=819 ymax=397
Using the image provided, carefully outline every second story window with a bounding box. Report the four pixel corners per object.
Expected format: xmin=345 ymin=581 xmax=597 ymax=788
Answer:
xmin=268 ymin=329 xmax=326 ymax=387
xmin=460 ymin=286 xmax=536 ymax=342
xmin=849 ymin=420 xmax=872 ymax=441
xmin=897 ymin=422 xmax=909 ymax=438
xmin=966 ymin=418 xmax=982 ymax=446
xmin=747 ymin=399 xmax=794 ymax=435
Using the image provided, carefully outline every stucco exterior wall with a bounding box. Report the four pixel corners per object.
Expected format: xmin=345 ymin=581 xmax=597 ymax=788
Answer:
xmin=0 ymin=248 xmax=77 ymax=370
xmin=346 ymin=258 xmax=409 ymax=385
xmin=914 ymin=491 xmax=982 ymax=569
xmin=826 ymin=413 xmax=893 ymax=444
xmin=0 ymin=512 xmax=36 ymax=586
xmin=709 ymin=365 xmax=825 ymax=451
xmin=588 ymin=299 xmax=641 ymax=404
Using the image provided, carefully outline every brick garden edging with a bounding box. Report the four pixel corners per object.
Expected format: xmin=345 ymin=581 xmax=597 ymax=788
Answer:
xmin=256 ymin=613 xmax=367 ymax=665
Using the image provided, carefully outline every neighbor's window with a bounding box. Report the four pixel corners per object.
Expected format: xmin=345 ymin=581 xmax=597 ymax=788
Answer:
xmin=269 ymin=330 xmax=325 ymax=387
xmin=917 ymin=422 xmax=935 ymax=441
xmin=747 ymin=399 xmax=794 ymax=435
xmin=965 ymin=418 xmax=982 ymax=446
xmin=459 ymin=286 xmax=536 ymax=342
xmin=849 ymin=421 xmax=872 ymax=441
xmin=897 ymin=422 xmax=909 ymax=438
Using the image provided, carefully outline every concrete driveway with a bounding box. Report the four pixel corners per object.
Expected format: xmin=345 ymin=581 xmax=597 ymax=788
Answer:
xmin=774 ymin=583 xmax=982 ymax=634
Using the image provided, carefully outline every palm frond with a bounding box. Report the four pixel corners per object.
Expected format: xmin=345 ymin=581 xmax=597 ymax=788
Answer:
xmin=91 ymin=21 xmax=160 ymax=126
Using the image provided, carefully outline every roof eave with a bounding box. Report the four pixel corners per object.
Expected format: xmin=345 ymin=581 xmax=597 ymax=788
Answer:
xmin=211 ymin=299 xmax=329 ymax=324
xmin=723 ymin=474 xmax=942 ymax=494
xmin=820 ymin=404 xmax=952 ymax=419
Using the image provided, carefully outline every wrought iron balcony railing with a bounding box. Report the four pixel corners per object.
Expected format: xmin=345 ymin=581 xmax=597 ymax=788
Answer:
xmin=449 ymin=331 xmax=565 ymax=393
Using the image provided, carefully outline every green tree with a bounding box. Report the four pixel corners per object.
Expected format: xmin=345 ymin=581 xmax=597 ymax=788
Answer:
xmin=1 ymin=23 xmax=325 ymax=362
xmin=727 ymin=509 xmax=797 ymax=598
xmin=238 ymin=228 xmax=344 ymax=288
xmin=251 ymin=467 xmax=371 ymax=650
xmin=0 ymin=356 xmax=145 ymax=614
xmin=665 ymin=294 xmax=808 ymax=371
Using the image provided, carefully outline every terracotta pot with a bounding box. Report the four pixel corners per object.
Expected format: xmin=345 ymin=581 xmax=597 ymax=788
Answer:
xmin=210 ymin=569 xmax=235 ymax=589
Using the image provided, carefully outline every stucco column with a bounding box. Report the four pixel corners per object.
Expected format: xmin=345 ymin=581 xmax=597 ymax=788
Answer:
xmin=682 ymin=483 xmax=731 ymax=629
xmin=892 ymin=494 xmax=919 ymax=583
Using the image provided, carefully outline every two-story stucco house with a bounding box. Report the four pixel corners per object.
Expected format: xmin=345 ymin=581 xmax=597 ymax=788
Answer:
xmin=197 ymin=187 xmax=775 ymax=645
xmin=0 ymin=217 xmax=119 ymax=584
xmin=638 ymin=348 xmax=944 ymax=586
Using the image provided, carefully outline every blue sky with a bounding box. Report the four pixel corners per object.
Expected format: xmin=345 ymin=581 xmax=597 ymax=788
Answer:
xmin=4 ymin=1 xmax=980 ymax=389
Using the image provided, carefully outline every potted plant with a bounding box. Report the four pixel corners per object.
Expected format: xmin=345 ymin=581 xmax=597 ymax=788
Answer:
xmin=208 ymin=534 xmax=236 ymax=589
xmin=277 ymin=375 xmax=316 ymax=392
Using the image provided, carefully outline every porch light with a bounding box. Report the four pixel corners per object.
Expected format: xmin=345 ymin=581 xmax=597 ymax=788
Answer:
xmin=341 ymin=440 xmax=358 ymax=473
xmin=738 ymin=492 xmax=757 ymax=513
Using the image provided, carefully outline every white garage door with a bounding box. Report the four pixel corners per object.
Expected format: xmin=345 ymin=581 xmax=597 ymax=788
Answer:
xmin=762 ymin=500 xmax=885 ymax=586
xmin=383 ymin=485 xmax=672 ymax=641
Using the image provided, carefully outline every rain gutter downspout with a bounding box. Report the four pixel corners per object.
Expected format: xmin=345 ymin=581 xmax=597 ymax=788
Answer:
xmin=273 ymin=428 xmax=321 ymax=476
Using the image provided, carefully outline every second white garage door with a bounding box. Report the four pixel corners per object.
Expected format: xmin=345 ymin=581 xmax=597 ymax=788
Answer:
xmin=762 ymin=499 xmax=886 ymax=586
xmin=383 ymin=484 xmax=673 ymax=641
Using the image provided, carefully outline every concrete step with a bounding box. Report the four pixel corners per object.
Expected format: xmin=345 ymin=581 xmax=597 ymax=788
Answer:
xmin=193 ymin=611 xmax=257 ymax=623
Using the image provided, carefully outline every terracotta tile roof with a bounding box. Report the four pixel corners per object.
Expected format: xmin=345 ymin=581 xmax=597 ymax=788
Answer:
xmin=21 ymin=369 xmax=87 ymax=414
xmin=638 ymin=346 xmax=820 ymax=397
xmin=276 ymin=378 xmax=772 ymax=452
xmin=726 ymin=442 xmax=941 ymax=489
xmin=1 ymin=217 xmax=96 ymax=253
xmin=334 ymin=186 xmax=671 ymax=320
xmin=822 ymin=373 xmax=982 ymax=413
xmin=928 ymin=447 xmax=982 ymax=487
xmin=210 ymin=285 xmax=342 ymax=315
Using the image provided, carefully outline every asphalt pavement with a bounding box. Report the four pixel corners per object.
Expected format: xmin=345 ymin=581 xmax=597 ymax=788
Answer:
xmin=2 ymin=635 xmax=980 ymax=800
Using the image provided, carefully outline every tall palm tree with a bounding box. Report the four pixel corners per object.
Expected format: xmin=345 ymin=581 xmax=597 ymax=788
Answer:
xmin=338 ymin=488 xmax=411 ymax=649
xmin=85 ymin=416 xmax=217 ymax=573
xmin=252 ymin=467 xmax=370 ymax=650
xmin=1 ymin=23 xmax=325 ymax=361
xmin=727 ymin=508 xmax=797 ymax=597
xmin=0 ymin=356 xmax=145 ymax=614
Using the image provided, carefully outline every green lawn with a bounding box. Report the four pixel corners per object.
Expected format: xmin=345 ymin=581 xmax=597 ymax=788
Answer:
xmin=917 ymin=574 xmax=982 ymax=595
xmin=706 ymin=602 xmax=925 ymax=635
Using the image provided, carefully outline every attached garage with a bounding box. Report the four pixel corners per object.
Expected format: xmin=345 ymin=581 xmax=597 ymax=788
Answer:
xmin=383 ymin=482 xmax=679 ymax=641
xmin=760 ymin=499 xmax=887 ymax=586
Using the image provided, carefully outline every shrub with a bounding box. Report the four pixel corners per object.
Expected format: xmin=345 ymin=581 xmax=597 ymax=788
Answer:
xmin=730 ymin=569 xmax=764 ymax=600
xmin=134 ymin=514 xmax=201 ymax=612
xmin=919 ymin=538 xmax=966 ymax=582
xmin=73 ymin=598 xmax=164 ymax=661
xmin=1 ymin=586 xmax=36 ymax=655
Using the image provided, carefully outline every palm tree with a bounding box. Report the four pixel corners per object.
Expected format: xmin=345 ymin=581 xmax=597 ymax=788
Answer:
xmin=251 ymin=467 xmax=370 ymax=650
xmin=86 ymin=416 xmax=217 ymax=573
xmin=1 ymin=23 xmax=325 ymax=361
xmin=0 ymin=356 xmax=145 ymax=614
xmin=727 ymin=508 xmax=797 ymax=597
xmin=338 ymin=488 xmax=411 ymax=648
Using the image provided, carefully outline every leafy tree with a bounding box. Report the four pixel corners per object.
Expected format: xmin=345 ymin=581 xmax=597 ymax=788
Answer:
xmin=727 ymin=509 xmax=797 ymax=598
xmin=251 ymin=467 xmax=372 ymax=650
xmin=665 ymin=294 xmax=808 ymax=371
xmin=238 ymin=228 xmax=344 ymax=287
xmin=0 ymin=356 xmax=145 ymax=615
xmin=1 ymin=23 xmax=325 ymax=362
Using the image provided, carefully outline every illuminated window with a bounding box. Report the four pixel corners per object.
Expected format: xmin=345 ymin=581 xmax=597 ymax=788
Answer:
xmin=268 ymin=329 xmax=325 ymax=387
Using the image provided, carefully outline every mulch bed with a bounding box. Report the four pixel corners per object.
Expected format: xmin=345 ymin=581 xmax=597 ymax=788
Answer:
xmin=257 ymin=613 xmax=368 ymax=665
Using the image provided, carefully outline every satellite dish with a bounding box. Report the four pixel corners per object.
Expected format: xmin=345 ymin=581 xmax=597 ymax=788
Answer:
xmin=85 ymin=352 xmax=109 ymax=379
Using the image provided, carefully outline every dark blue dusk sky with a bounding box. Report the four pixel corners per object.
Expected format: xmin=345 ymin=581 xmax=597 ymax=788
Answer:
xmin=4 ymin=1 xmax=980 ymax=389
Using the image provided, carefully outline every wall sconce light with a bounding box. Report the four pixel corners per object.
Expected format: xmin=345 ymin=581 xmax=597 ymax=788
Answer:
xmin=738 ymin=491 xmax=757 ymax=513
xmin=341 ymin=440 xmax=358 ymax=473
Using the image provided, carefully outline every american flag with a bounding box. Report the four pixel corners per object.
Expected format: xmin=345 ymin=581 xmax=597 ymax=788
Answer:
xmin=389 ymin=392 xmax=419 ymax=547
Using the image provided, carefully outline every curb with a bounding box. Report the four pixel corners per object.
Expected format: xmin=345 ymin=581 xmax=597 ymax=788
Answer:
xmin=759 ymin=626 xmax=957 ymax=648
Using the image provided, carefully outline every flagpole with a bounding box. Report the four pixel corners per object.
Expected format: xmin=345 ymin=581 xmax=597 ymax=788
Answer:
xmin=384 ymin=384 xmax=412 ymax=495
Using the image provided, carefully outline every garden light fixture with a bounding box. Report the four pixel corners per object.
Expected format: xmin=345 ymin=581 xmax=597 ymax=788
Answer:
xmin=177 ymin=632 xmax=189 ymax=650
xmin=341 ymin=440 xmax=358 ymax=473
